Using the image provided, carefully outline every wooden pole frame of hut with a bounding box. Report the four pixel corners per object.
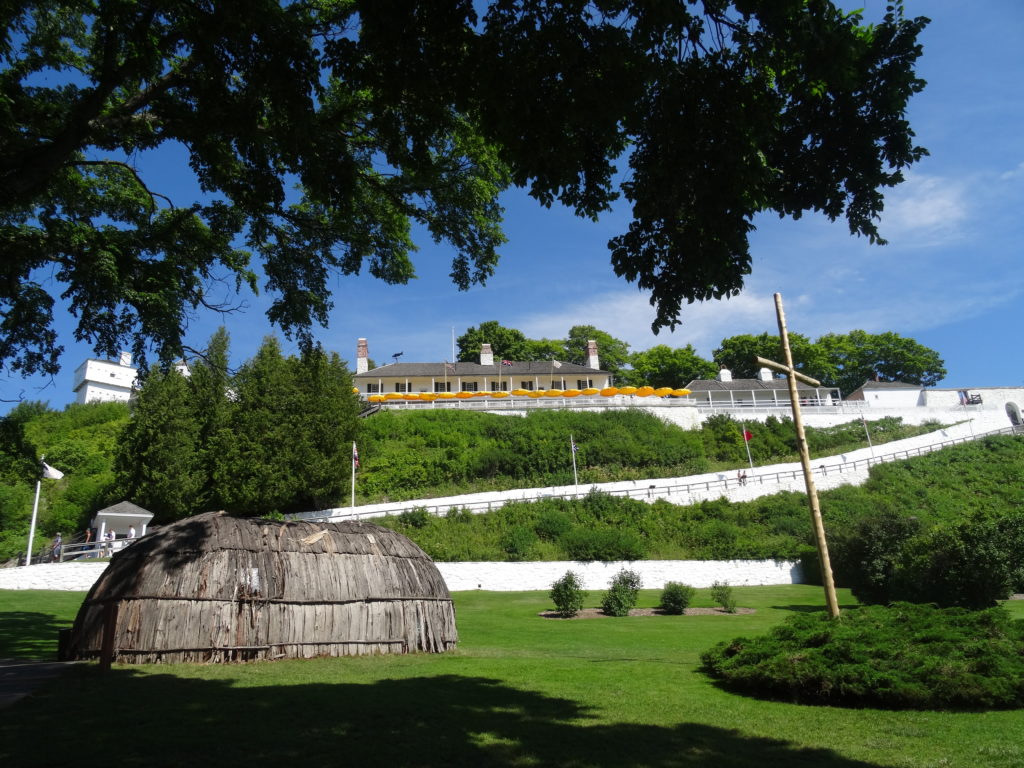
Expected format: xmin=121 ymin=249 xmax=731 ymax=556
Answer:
xmin=755 ymin=292 xmax=841 ymax=619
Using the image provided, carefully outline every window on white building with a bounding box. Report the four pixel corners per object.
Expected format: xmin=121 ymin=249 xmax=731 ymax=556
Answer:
xmin=520 ymin=381 xmax=534 ymax=391
xmin=366 ymin=383 xmax=380 ymax=393
xmin=395 ymin=382 xmax=409 ymax=392
xmin=434 ymin=381 xmax=451 ymax=392
xmin=462 ymin=381 xmax=478 ymax=391
xmin=577 ymin=379 xmax=592 ymax=389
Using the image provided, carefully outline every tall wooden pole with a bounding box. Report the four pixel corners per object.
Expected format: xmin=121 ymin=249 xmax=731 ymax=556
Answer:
xmin=758 ymin=293 xmax=841 ymax=618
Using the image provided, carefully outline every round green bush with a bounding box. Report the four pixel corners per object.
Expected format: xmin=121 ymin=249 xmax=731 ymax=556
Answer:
xmin=700 ymin=603 xmax=1024 ymax=709
xmin=601 ymin=569 xmax=643 ymax=617
xmin=709 ymin=580 xmax=736 ymax=613
xmin=659 ymin=582 xmax=696 ymax=615
xmin=549 ymin=570 xmax=586 ymax=618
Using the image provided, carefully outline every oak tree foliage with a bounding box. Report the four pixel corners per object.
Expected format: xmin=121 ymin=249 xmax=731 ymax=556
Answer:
xmin=2 ymin=1 xmax=928 ymax=377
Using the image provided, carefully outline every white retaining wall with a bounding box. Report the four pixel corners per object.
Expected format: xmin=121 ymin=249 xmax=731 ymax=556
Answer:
xmin=437 ymin=559 xmax=803 ymax=592
xmin=0 ymin=559 xmax=801 ymax=593
xmin=0 ymin=562 xmax=107 ymax=591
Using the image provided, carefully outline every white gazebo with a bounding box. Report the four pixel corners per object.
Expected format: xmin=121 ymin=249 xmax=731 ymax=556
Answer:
xmin=91 ymin=501 xmax=154 ymax=548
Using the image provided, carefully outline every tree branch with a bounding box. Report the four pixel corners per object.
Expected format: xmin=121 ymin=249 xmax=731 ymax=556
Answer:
xmin=70 ymin=160 xmax=175 ymax=211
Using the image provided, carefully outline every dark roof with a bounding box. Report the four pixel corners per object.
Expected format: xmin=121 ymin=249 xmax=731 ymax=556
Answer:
xmin=354 ymin=360 xmax=607 ymax=378
xmin=684 ymin=378 xmax=821 ymax=392
xmin=96 ymin=501 xmax=153 ymax=517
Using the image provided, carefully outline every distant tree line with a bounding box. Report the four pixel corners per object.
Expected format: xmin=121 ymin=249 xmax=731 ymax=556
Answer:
xmin=455 ymin=321 xmax=946 ymax=396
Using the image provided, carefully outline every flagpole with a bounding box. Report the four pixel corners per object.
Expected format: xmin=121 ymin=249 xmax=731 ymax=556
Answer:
xmin=25 ymin=477 xmax=41 ymax=567
xmin=861 ymin=416 xmax=875 ymax=460
xmin=351 ymin=442 xmax=357 ymax=510
xmin=741 ymin=421 xmax=754 ymax=469
xmin=570 ymin=434 xmax=579 ymax=499
xmin=24 ymin=454 xmax=63 ymax=566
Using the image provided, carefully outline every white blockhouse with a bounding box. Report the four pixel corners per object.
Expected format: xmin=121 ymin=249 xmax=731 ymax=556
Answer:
xmin=73 ymin=352 xmax=138 ymax=405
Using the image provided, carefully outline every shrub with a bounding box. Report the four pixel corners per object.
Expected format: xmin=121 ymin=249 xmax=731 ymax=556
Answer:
xmin=601 ymin=569 xmax=643 ymax=617
xmin=445 ymin=506 xmax=473 ymax=523
xmin=832 ymin=511 xmax=1023 ymax=609
xmin=501 ymin=525 xmax=537 ymax=561
xmin=830 ymin=510 xmax=923 ymax=604
xmin=397 ymin=508 xmax=431 ymax=528
xmin=549 ymin=570 xmax=586 ymax=618
xmin=894 ymin=517 xmax=1017 ymax=609
xmin=701 ymin=603 xmax=1024 ymax=709
xmin=534 ymin=507 xmax=572 ymax=541
xmin=561 ymin=527 xmax=646 ymax=562
xmin=659 ymin=582 xmax=696 ymax=615
xmin=710 ymin=581 xmax=736 ymax=613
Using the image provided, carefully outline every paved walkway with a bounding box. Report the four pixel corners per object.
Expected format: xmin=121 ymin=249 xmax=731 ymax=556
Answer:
xmin=0 ymin=659 xmax=82 ymax=709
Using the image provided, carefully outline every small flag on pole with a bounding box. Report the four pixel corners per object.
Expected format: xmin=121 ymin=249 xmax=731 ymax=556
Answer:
xmin=742 ymin=430 xmax=753 ymax=442
xmin=501 ymin=359 xmax=513 ymax=366
xmin=41 ymin=462 xmax=64 ymax=480
xmin=352 ymin=443 xmax=360 ymax=468
xmin=570 ymin=436 xmax=578 ymax=454
xmin=445 ymin=362 xmax=456 ymax=372
xmin=552 ymin=360 xmax=562 ymax=368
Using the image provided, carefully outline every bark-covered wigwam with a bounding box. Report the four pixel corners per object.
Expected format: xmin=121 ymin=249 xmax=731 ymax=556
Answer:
xmin=66 ymin=511 xmax=457 ymax=663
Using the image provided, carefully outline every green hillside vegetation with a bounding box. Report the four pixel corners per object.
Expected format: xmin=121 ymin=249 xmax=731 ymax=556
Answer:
xmin=377 ymin=436 xmax=1024 ymax=576
xmin=0 ymin=396 xmax=950 ymax=562
xmin=0 ymin=401 xmax=128 ymax=561
xmin=356 ymin=409 xmax=941 ymax=502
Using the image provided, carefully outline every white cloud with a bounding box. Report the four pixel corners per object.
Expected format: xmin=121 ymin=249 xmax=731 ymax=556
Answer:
xmin=517 ymin=289 xmax=782 ymax=357
xmin=879 ymin=173 xmax=969 ymax=243
xmin=999 ymin=161 xmax=1024 ymax=181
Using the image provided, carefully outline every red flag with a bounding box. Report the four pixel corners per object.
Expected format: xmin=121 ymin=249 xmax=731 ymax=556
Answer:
xmin=743 ymin=430 xmax=753 ymax=442
xmin=352 ymin=443 xmax=360 ymax=468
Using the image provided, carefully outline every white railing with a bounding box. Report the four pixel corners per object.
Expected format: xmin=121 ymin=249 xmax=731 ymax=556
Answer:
xmin=57 ymin=538 xmax=139 ymax=562
xmin=293 ymin=424 xmax=1022 ymax=524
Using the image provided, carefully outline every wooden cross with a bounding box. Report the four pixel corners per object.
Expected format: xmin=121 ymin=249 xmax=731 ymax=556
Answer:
xmin=756 ymin=293 xmax=841 ymax=619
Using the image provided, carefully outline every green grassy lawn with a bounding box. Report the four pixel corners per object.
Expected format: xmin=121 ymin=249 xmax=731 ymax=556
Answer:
xmin=2 ymin=586 xmax=1022 ymax=767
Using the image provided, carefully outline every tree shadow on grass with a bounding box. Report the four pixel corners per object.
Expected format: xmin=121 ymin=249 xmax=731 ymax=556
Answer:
xmin=0 ymin=612 xmax=72 ymax=660
xmin=770 ymin=604 xmax=860 ymax=614
xmin=1 ymin=668 xmax=887 ymax=768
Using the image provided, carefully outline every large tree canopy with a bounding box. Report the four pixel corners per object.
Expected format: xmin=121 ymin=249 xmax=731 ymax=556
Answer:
xmin=1 ymin=1 xmax=928 ymax=377
xmin=712 ymin=330 xmax=945 ymax=396
xmin=624 ymin=344 xmax=717 ymax=388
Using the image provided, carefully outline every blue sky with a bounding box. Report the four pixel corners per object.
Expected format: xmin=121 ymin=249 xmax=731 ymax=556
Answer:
xmin=4 ymin=1 xmax=1023 ymax=411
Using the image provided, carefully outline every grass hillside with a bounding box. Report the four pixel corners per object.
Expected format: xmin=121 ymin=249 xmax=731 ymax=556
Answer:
xmin=356 ymin=409 xmax=941 ymax=502
xmin=0 ymin=399 xmax=948 ymax=561
xmin=376 ymin=434 xmax=1024 ymax=564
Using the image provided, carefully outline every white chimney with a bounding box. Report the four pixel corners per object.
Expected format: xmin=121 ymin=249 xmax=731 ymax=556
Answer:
xmin=356 ymin=338 xmax=369 ymax=374
xmin=119 ymin=351 xmax=132 ymax=367
xmin=479 ymin=343 xmax=494 ymax=367
xmin=717 ymin=367 xmax=733 ymax=383
xmin=586 ymin=339 xmax=600 ymax=369
xmin=757 ymin=367 xmax=773 ymax=382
